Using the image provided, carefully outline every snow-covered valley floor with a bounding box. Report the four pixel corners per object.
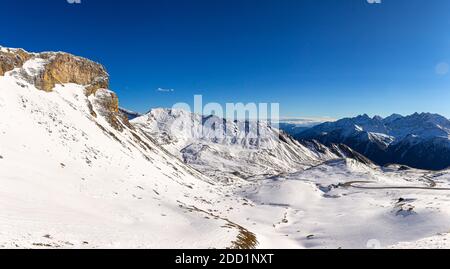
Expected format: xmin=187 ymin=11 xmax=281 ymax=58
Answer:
xmin=224 ymin=160 xmax=450 ymax=249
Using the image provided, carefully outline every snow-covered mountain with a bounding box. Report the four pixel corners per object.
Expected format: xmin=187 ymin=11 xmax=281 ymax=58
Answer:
xmin=3 ymin=45 xmax=450 ymax=249
xmin=131 ymin=108 xmax=369 ymax=182
xmin=296 ymin=113 xmax=450 ymax=170
xmin=0 ymin=46 xmax=255 ymax=248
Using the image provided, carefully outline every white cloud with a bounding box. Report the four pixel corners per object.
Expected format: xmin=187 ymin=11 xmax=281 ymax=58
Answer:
xmin=157 ymin=88 xmax=175 ymax=93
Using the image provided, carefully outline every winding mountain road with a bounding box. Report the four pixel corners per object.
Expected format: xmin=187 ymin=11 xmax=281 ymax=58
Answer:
xmin=343 ymin=174 xmax=450 ymax=191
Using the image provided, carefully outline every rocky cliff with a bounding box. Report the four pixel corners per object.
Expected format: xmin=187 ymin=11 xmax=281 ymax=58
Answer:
xmin=0 ymin=48 xmax=32 ymax=76
xmin=0 ymin=46 xmax=127 ymax=131
xmin=37 ymin=52 xmax=109 ymax=93
xmin=1 ymin=46 xmax=109 ymax=94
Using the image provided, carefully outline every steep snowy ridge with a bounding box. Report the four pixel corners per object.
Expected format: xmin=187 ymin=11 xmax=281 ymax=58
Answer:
xmin=297 ymin=113 xmax=450 ymax=170
xmin=0 ymin=47 xmax=248 ymax=248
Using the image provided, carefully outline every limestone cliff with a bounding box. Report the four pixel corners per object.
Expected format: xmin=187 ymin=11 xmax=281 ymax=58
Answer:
xmin=36 ymin=52 xmax=109 ymax=93
xmin=92 ymin=89 xmax=132 ymax=131
xmin=0 ymin=46 xmax=128 ymax=131
xmin=1 ymin=46 xmax=108 ymax=94
xmin=0 ymin=48 xmax=32 ymax=76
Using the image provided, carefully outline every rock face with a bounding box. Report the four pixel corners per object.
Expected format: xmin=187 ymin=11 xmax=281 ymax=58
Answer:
xmin=0 ymin=47 xmax=108 ymax=94
xmin=36 ymin=52 xmax=109 ymax=93
xmin=92 ymin=89 xmax=131 ymax=131
xmin=0 ymin=46 xmax=128 ymax=131
xmin=0 ymin=48 xmax=32 ymax=76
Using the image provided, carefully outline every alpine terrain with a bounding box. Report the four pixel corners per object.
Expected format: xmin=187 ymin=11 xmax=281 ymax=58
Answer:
xmin=2 ymin=46 xmax=450 ymax=249
xmin=296 ymin=114 xmax=450 ymax=170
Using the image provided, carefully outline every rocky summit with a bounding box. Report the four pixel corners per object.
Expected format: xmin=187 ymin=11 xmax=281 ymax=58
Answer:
xmin=0 ymin=46 xmax=108 ymax=94
xmin=0 ymin=46 xmax=127 ymax=132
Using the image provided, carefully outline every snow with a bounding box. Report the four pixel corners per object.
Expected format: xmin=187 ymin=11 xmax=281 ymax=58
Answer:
xmin=0 ymin=46 xmax=17 ymax=53
xmin=297 ymin=112 xmax=450 ymax=170
xmin=132 ymin=108 xmax=339 ymax=181
xmin=20 ymin=58 xmax=48 ymax=76
xmin=2 ymin=49 xmax=450 ymax=249
xmin=227 ymin=161 xmax=450 ymax=249
xmin=303 ymin=113 xmax=450 ymax=143
xmin=0 ymin=69 xmax=242 ymax=248
xmin=132 ymin=108 xmax=450 ymax=249
xmin=390 ymin=233 xmax=450 ymax=249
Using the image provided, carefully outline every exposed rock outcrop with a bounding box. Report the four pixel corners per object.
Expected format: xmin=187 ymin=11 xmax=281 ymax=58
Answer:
xmin=1 ymin=46 xmax=129 ymax=132
xmin=36 ymin=52 xmax=109 ymax=93
xmin=0 ymin=48 xmax=32 ymax=76
xmin=91 ymin=89 xmax=131 ymax=131
xmin=1 ymin=47 xmax=108 ymax=95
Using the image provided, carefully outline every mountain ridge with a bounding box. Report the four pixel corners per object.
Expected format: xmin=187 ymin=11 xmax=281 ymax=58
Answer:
xmin=296 ymin=113 xmax=450 ymax=170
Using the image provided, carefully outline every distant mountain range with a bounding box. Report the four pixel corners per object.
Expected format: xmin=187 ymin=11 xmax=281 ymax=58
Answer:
xmin=294 ymin=113 xmax=450 ymax=170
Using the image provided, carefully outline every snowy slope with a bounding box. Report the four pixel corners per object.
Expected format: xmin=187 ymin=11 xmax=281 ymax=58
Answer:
xmin=131 ymin=108 xmax=450 ymax=249
xmin=0 ymin=50 xmax=251 ymax=249
xmin=128 ymin=109 xmax=450 ymax=249
xmin=230 ymin=160 xmax=450 ymax=249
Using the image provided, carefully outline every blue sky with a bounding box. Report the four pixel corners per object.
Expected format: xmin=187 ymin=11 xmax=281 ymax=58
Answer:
xmin=1 ymin=0 xmax=450 ymax=118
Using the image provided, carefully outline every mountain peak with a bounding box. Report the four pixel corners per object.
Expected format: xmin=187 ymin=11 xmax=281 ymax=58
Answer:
xmin=404 ymin=112 xmax=449 ymax=125
xmin=383 ymin=113 xmax=403 ymax=124
xmin=296 ymin=112 xmax=450 ymax=170
xmin=372 ymin=115 xmax=383 ymax=121
xmin=356 ymin=114 xmax=371 ymax=120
